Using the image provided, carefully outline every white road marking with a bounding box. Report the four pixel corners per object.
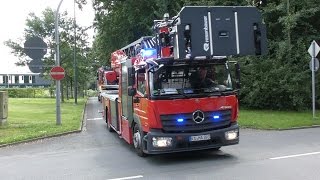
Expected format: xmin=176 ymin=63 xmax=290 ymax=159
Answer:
xmin=86 ymin=118 xmax=103 ymax=121
xmin=270 ymin=151 xmax=320 ymax=160
xmin=107 ymin=175 xmax=143 ymax=180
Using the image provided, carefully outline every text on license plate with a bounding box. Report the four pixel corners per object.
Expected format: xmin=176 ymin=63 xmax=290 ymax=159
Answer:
xmin=189 ymin=134 xmax=211 ymax=142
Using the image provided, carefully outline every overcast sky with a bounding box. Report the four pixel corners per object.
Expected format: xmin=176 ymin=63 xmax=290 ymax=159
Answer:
xmin=0 ymin=0 xmax=95 ymax=74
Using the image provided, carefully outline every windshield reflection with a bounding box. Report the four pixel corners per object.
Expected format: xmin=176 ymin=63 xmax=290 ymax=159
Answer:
xmin=150 ymin=63 xmax=233 ymax=97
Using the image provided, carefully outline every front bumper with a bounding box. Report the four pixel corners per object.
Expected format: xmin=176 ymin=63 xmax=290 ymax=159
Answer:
xmin=143 ymin=123 xmax=239 ymax=154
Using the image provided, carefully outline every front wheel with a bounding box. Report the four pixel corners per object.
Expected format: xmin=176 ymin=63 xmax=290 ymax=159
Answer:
xmin=211 ymin=147 xmax=221 ymax=151
xmin=133 ymin=124 xmax=146 ymax=157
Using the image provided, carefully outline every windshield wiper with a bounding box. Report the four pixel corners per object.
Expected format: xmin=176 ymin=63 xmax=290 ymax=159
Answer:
xmin=221 ymin=90 xmax=236 ymax=96
xmin=176 ymin=89 xmax=191 ymax=98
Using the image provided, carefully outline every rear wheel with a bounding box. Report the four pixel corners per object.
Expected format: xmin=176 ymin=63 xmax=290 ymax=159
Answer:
xmin=133 ymin=124 xmax=146 ymax=157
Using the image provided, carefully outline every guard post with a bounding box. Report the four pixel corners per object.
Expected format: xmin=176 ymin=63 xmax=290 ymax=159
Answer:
xmin=0 ymin=91 xmax=8 ymax=126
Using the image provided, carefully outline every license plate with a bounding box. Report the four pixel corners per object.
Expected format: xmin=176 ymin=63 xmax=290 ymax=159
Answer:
xmin=189 ymin=134 xmax=211 ymax=142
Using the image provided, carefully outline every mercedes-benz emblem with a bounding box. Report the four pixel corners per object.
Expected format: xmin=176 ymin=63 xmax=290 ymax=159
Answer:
xmin=192 ymin=110 xmax=205 ymax=123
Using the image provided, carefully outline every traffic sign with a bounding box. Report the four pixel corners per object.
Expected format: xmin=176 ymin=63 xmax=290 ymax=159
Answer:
xmin=309 ymin=58 xmax=319 ymax=72
xmin=50 ymin=66 xmax=65 ymax=80
xmin=28 ymin=59 xmax=44 ymax=73
xmin=308 ymin=40 xmax=319 ymax=119
xmin=24 ymin=36 xmax=47 ymax=60
xmin=308 ymin=40 xmax=320 ymax=57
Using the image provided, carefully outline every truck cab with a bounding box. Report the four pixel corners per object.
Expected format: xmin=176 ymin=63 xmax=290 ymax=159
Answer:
xmin=127 ymin=58 xmax=240 ymax=155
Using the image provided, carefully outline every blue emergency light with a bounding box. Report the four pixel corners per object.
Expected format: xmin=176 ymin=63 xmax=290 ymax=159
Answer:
xmin=213 ymin=115 xmax=221 ymax=122
xmin=141 ymin=48 xmax=157 ymax=59
xmin=177 ymin=118 xmax=184 ymax=123
xmin=213 ymin=115 xmax=220 ymax=119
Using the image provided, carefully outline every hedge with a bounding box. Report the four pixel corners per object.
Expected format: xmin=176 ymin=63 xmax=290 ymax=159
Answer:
xmin=0 ymin=88 xmax=54 ymax=98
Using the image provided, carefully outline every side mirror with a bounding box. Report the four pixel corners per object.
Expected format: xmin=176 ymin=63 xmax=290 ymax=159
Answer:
xmin=128 ymin=67 xmax=135 ymax=86
xmin=235 ymin=63 xmax=241 ymax=89
xmin=128 ymin=87 xmax=136 ymax=96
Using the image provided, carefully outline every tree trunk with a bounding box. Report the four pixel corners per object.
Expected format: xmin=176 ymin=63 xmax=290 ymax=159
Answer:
xmin=61 ymin=80 xmax=65 ymax=103
xmin=66 ymin=79 xmax=69 ymax=100
xmin=83 ymin=84 xmax=85 ymax=98
xmin=70 ymin=79 xmax=73 ymax=99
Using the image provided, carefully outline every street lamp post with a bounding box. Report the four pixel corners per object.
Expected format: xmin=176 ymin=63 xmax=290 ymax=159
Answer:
xmin=55 ymin=0 xmax=64 ymax=125
xmin=73 ymin=0 xmax=78 ymax=104
xmin=287 ymin=0 xmax=291 ymax=60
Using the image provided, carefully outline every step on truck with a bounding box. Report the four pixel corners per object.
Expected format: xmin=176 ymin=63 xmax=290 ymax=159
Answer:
xmin=101 ymin=6 xmax=267 ymax=156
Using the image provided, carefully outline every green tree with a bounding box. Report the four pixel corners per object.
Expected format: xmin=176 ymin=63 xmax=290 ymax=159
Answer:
xmin=4 ymin=8 xmax=94 ymax=101
xmin=92 ymin=0 xmax=320 ymax=110
xmin=239 ymin=0 xmax=320 ymax=110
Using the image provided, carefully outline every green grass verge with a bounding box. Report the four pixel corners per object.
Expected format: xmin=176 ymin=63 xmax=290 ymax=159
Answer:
xmin=0 ymin=98 xmax=86 ymax=145
xmin=239 ymin=109 xmax=320 ymax=130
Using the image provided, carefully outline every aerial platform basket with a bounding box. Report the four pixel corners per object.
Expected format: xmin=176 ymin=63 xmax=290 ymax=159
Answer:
xmin=172 ymin=6 xmax=267 ymax=59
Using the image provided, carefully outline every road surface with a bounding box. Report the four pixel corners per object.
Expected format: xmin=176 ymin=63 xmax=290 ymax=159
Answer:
xmin=0 ymin=97 xmax=320 ymax=180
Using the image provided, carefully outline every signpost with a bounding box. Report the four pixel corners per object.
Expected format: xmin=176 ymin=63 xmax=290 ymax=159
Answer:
xmin=50 ymin=66 xmax=65 ymax=125
xmin=55 ymin=0 xmax=64 ymax=125
xmin=308 ymin=40 xmax=320 ymax=119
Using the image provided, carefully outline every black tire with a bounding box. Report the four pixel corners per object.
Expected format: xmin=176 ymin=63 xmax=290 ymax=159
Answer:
xmin=133 ymin=124 xmax=146 ymax=157
xmin=211 ymin=147 xmax=221 ymax=151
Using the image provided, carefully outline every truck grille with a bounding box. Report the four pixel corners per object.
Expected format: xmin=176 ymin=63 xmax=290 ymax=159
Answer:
xmin=160 ymin=110 xmax=232 ymax=133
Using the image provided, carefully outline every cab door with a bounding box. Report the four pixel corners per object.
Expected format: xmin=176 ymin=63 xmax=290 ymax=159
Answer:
xmin=133 ymin=69 xmax=148 ymax=129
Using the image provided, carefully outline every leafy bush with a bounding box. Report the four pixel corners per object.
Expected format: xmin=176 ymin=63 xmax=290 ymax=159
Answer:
xmin=86 ymin=89 xmax=98 ymax=97
xmin=1 ymin=88 xmax=53 ymax=98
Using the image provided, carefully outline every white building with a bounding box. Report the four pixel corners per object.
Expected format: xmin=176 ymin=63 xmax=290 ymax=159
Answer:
xmin=0 ymin=61 xmax=51 ymax=88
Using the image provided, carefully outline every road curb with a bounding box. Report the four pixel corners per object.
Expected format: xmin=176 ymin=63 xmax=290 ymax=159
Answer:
xmin=240 ymin=125 xmax=320 ymax=131
xmin=277 ymin=125 xmax=320 ymax=131
xmin=0 ymin=98 xmax=88 ymax=149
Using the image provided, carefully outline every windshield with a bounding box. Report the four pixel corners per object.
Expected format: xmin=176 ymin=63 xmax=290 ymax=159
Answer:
xmin=150 ymin=63 xmax=233 ymax=97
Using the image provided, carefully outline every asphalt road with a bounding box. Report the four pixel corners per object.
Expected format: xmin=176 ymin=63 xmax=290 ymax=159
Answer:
xmin=1 ymin=97 xmax=320 ymax=180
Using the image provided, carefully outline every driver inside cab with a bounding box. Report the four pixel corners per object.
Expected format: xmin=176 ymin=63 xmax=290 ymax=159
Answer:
xmin=189 ymin=67 xmax=216 ymax=89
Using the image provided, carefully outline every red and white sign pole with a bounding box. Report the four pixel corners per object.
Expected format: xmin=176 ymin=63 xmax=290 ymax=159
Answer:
xmin=54 ymin=0 xmax=64 ymax=125
xmin=50 ymin=66 xmax=65 ymax=125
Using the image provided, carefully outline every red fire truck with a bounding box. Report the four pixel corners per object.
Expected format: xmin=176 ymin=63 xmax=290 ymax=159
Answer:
xmin=101 ymin=6 xmax=267 ymax=156
xmin=97 ymin=66 xmax=119 ymax=102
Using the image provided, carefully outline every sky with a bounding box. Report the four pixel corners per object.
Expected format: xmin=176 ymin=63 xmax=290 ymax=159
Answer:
xmin=0 ymin=0 xmax=95 ymax=74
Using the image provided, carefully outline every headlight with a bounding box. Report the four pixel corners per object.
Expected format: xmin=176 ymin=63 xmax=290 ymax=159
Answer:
xmin=225 ymin=130 xmax=238 ymax=140
xmin=152 ymin=137 xmax=173 ymax=148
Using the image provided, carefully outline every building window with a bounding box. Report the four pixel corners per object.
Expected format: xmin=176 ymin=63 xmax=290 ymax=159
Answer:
xmin=24 ymin=76 xmax=29 ymax=84
xmin=32 ymin=76 xmax=35 ymax=83
xmin=15 ymin=76 xmax=19 ymax=84
xmin=4 ymin=76 xmax=8 ymax=84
